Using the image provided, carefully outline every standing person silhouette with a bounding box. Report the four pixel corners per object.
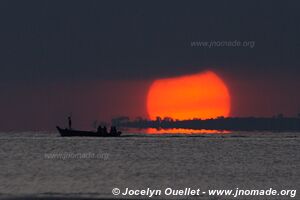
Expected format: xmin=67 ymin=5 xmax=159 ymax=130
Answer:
xmin=68 ymin=116 xmax=72 ymax=129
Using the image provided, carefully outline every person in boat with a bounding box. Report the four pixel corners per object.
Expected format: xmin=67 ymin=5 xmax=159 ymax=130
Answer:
xmin=110 ymin=126 xmax=117 ymax=134
xmin=68 ymin=116 xmax=72 ymax=130
xmin=103 ymin=126 xmax=107 ymax=134
xmin=97 ymin=125 xmax=102 ymax=134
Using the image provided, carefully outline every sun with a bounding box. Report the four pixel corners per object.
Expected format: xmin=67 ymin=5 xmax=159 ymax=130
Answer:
xmin=147 ymin=71 xmax=231 ymax=120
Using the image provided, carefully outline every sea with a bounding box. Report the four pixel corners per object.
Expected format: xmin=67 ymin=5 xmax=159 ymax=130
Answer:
xmin=0 ymin=130 xmax=299 ymax=200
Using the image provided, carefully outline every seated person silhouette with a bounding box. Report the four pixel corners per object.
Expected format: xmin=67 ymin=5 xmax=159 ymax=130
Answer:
xmin=103 ymin=126 xmax=107 ymax=134
xmin=97 ymin=125 xmax=102 ymax=133
xmin=110 ymin=126 xmax=117 ymax=134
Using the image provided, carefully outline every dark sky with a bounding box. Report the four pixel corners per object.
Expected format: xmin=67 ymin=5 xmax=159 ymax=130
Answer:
xmin=0 ymin=0 xmax=299 ymax=130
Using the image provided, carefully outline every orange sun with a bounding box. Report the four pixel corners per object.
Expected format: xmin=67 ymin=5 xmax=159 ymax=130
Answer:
xmin=147 ymin=71 xmax=231 ymax=120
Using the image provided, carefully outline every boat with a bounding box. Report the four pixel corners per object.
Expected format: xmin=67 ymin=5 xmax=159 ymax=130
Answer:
xmin=56 ymin=126 xmax=122 ymax=137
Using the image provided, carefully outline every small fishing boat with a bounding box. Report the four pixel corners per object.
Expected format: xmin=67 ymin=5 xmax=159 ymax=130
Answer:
xmin=56 ymin=126 xmax=122 ymax=137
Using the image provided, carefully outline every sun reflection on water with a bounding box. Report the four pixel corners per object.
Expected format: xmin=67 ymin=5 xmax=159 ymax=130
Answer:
xmin=124 ymin=128 xmax=230 ymax=135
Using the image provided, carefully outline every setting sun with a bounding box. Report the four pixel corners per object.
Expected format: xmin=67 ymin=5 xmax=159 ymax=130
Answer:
xmin=147 ymin=71 xmax=231 ymax=120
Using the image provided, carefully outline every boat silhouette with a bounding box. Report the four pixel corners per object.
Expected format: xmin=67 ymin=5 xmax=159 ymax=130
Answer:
xmin=56 ymin=126 xmax=122 ymax=137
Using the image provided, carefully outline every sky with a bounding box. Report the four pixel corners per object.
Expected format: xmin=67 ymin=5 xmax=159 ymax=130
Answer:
xmin=0 ymin=0 xmax=299 ymax=130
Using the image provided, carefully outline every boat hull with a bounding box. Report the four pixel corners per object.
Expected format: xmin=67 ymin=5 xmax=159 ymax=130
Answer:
xmin=56 ymin=126 xmax=121 ymax=137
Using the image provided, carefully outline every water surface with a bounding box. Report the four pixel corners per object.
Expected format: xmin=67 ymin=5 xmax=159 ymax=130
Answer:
xmin=0 ymin=131 xmax=299 ymax=199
